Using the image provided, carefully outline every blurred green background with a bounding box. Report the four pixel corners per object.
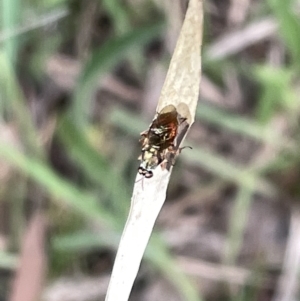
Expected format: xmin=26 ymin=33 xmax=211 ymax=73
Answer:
xmin=1 ymin=0 xmax=300 ymax=300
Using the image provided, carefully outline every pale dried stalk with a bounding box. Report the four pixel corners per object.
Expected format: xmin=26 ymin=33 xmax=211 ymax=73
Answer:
xmin=157 ymin=0 xmax=202 ymax=125
xmin=105 ymin=1 xmax=203 ymax=300
xmin=272 ymin=206 xmax=300 ymax=301
xmin=206 ymin=18 xmax=278 ymax=60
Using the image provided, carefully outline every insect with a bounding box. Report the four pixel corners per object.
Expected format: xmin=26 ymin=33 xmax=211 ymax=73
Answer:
xmin=138 ymin=105 xmax=187 ymax=178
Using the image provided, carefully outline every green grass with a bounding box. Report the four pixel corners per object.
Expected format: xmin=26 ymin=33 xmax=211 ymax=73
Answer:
xmin=72 ymin=21 xmax=165 ymax=127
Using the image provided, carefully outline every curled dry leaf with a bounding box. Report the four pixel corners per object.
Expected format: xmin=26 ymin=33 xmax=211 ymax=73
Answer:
xmin=157 ymin=0 xmax=202 ymax=126
xmin=105 ymin=1 xmax=203 ymax=301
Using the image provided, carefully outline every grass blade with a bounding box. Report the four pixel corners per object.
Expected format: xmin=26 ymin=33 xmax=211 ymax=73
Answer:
xmin=72 ymin=22 xmax=164 ymax=127
xmin=267 ymin=0 xmax=300 ymax=68
xmin=58 ymin=116 xmax=130 ymax=217
xmin=0 ymin=141 xmax=116 ymax=228
xmin=2 ymin=0 xmax=21 ymax=64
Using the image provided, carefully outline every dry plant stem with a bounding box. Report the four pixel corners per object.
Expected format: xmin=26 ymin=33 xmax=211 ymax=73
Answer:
xmin=105 ymin=0 xmax=203 ymax=300
xmin=157 ymin=0 xmax=202 ymax=125
xmin=272 ymin=205 xmax=300 ymax=301
xmin=177 ymin=256 xmax=273 ymax=288
xmin=105 ymin=170 xmax=170 ymax=301
xmin=228 ymin=0 xmax=250 ymax=26
xmin=43 ymin=276 xmax=110 ymax=301
xmin=9 ymin=212 xmax=47 ymax=301
xmin=206 ymin=18 xmax=278 ymax=60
